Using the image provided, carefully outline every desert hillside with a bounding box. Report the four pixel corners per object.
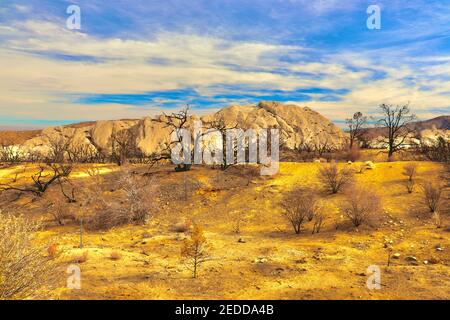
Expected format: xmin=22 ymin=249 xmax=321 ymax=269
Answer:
xmin=0 ymin=161 xmax=448 ymax=299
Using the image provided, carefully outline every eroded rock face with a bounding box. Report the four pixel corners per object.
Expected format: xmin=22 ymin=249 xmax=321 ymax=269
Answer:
xmin=20 ymin=101 xmax=348 ymax=157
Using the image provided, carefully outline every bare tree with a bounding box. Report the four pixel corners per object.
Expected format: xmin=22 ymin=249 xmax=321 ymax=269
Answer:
xmin=422 ymin=181 xmax=444 ymax=213
xmin=46 ymin=133 xmax=74 ymax=163
xmin=281 ymin=188 xmax=318 ymax=234
xmin=0 ymin=141 xmax=22 ymax=163
xmin=416 ymin=136 xmax=450 ymax=163
xmin=317 ymin=162 xmax=354 ymax=194
xmin=109 ymin=128 xmax=139 ymax=166
xmin=205 ymin=115 xmax=239 ymax=171
xmin=67 ymin=141 xmax=102 ymax=163
xmin=312 ymin=212 xmax=325 ymax=234
xmin=377 ymin=103 xmax=416 ymax=160
xmin=0 ymin=214 xmax=60 ymax=299
xmin=149 ymin=105 xmax=192 ymax=171
xmin=57 ymin=174 xmax=77 ymax=203
xmin=402 ymin=163 xmax=418 ymax=193
xmin=341 ymin=184 xmax=382 ymax=227
xmin=0 ymin=164 xmax=72 ymax=197
xmin=346 ymin=112 xmax=368 ymax=149
xmin=48 ymin=197 xmax=76 ymax=225
xmin=181 ymin=224 xmax=210 ymax=278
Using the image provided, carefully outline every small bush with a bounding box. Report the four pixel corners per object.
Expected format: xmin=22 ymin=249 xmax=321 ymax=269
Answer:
xmin=312 ymin=212 xmax=325 ymax=234
xmin=0 ymin=214 xmax=60 ymax=299
xmin=47 ymin=243 xmax=59 ymax=258
xmin=86 ymin=173 xmax=159 ymax=231
xmin=181 ymin=224 xmax=210 ymax=278
xmin=170 ymin=220 xmax=192 ymax=233
xmin=422 ymin=181 xmax=444 ymax=213
xmin=340 ymin=184 xmax=382 ymax=227
xmin=318 ymin=162 xmax=354 ymax=194
xmin=72 ymin=251 xmax=89 ymax=264
xmin=281 ymin=188 xmax=318 ymax=234
xmin=402 ymin=163 xmax=418 ymax=193
xmin=110 ymin=251 xmax=122 ymax=261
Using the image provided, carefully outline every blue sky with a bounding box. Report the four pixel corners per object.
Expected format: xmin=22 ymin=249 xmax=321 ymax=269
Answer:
xmin=0 ymin=0 xmax=449 ymax=128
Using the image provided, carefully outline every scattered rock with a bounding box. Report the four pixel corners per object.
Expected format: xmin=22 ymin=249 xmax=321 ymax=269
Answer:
xmin=238 ymin=238 xmax=246 ymax=243
xmin=253 ymin=257 xmax=268 ymax=264
xmin=393 ymin=253 xmax=401 ymax=259
xmin=405 ymin=256 xmax=418 ymax=265
xmin=365 ymin=161 xmax=376 ymax=169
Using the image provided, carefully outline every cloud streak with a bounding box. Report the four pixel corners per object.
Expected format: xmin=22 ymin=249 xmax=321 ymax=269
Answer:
xmin=0 ymin=1 xmax=449 ymax=127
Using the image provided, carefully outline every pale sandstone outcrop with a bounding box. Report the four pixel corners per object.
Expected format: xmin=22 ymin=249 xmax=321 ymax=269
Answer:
xmin=21 ymin=101 xmax=348 ymax=157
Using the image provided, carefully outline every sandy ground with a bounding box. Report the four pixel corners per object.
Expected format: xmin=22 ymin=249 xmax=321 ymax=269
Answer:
xmin=1 ymin=161 xmax=449 ymax=300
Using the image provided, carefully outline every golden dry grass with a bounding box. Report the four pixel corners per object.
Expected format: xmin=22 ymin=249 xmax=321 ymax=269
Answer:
xmin=1 ymin=160 xmax=449 ymax=300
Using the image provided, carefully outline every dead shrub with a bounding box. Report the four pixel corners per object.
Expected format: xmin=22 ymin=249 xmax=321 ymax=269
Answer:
xmin=47 ymin=243 xmax=59 ymax=258
xmin=49 ymin=197 xmax=76 ymax=225
xmin=432 ymin=212 xmax=442 ymax=228
xmin=422 ymin=181 xmax=444 ymax=213
xmin=86 ymin=172 xmax=159 ymax=231
xmin=312 ymin=212 xmax=325 ymax=234
xmin=318 ymin=162 xmax=354 ymax=194
xmin=281 ymin=188 xmax=318 ymax=234
xmin=181 ymin=224 xmax=210 ymax=278
xmin=347 ymin=145 xmax=361 ymax=162
xmin=0 ymin=214 xmax=60 ymax=300
xmin=340 ymin=184 xmax=382 ymax=227
xmin=170 ymin=219 xmax=192 ymax=233
xmin=110 ymin=251 xmax=122 ymax=261
xmin=402 ymin=163 xmax=418 ymax=193
xmin=72 ymin=251 xmax=89 ymax=264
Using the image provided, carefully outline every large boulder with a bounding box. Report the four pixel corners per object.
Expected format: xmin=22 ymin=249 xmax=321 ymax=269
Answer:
xmin=18 ymin=101 xmax=348 ymax=157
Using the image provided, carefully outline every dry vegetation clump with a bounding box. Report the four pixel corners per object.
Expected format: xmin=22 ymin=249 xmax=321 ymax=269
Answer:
xmin=72 ymin=251 xmax=89 ymax=264
xmin=110 ymin=251 xmax=122 ymax=261
xmin=311 ymin=211 xmax=325 ymax=234
xmin=181 ymin=224 xmax=210 ymax=278
xmin=85 ymin=172 xmax=159 ymax=231
xmin=346 ymin=145 xmax=361 ymax=162
xmin=0 ymin=163 xmax=72 ymax=197
xmin=47 ymin=243 xmax=59 ymax=258
xmin=421 ymin=181 xmax=444 ymax=213
xmin=281 ymin=188 xmax=319 ymax=234
xmin=229 ymin=210 xmax=245 ymax=234
xmin=0 ymin=214 xmax=60 ymax=300
xmin=402 ymin=163 xmax=418 ymax=193
xmin=48 ymin=196 xmax=76 ymax=225
xmin=317 ymin=162 xmax=354 ymax=194
xmin=170 ymin=219 xmax=193 ymax=233
xmin=340 ymin=184 xmax=382 ymax=227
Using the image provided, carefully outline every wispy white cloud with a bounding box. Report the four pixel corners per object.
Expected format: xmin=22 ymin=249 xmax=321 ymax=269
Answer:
xmin=0 ymin=0 xmax=449 ymax=127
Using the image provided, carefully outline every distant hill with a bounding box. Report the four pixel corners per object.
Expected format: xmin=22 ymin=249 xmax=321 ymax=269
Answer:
xmin=2 ymin=101 xmax=347 ymax=156
xmin=410 ymin=115 xmax=450 ymax=131
xmin=0 ymin=129 xmax=41 ymax=145
xmin=362 ymin=115 xmax=450 ymax=140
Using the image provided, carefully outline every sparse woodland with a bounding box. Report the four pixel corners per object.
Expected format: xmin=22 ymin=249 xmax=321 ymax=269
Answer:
xmin=0 ymin=104 xmax=449 ymax=300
